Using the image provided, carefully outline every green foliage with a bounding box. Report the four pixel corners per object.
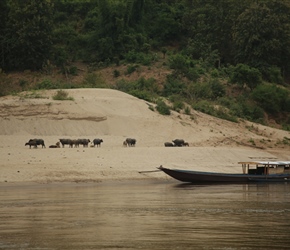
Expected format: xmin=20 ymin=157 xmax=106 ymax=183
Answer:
xmin=113 ymin=70 xmax=120 ymax=78
xmin=129 ymin=90 xmax=152 ymax=102
xmin=230 ymin=64 xmax=262 ymax=89
xmin=156 ymin=99 xmax=171 ymax=115
xmin=19 ymin=79 xmax=29 ymax=89
xmin=163 ymin=74 xmax=185 ymax=97
xmin=82 ymin=73 xmax=108 ymax=88
xmin=68 ymin=66 xmax=78 ymax=76
xmin=126 ymin=65 xmax=139 ymax=75
xmin=2 ymin=0 xmax=54 ymax=70
xmin=1 ymin=0 xmax=290 ymax=128
xmin=262 ymin=66 xmax=283 ymax=84
xmin=184 ymin=106 xmax=191 ymax=115
xmin=252 ymin=84 xmax=290 ymax=114
xmin=193 ymin=100 xmax=238 ymax=122
xmin=168 ymin=54 xmax=190 ymax=74
xmin=52 ymin=90 xmax=74 ymax=101
xmin=169 ymin=95 xmax=185 ymax=112
xmin=233 ymin=1 xmax=290 ymax=73
xmin=125 ymin=50 xmax=154 ymax=66
xmin=36 ymin=79 xmax=60 ymax=89
xmin=115 ymin=77 xmax=159 ymax=102
xmin=186 ymin=78 xmax=225 ymax=101
xmin=218 ymin=96 xmax=265 ymax=123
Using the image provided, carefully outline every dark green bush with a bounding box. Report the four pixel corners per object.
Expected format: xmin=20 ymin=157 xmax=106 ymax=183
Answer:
xmin=185 ymin=67 xmax=200 ymax=81
xmin=262 ymin=66 xmax=283 ymax=84
xmin=168 ymin=53 xmax=190 ymax=74
xmin=230 ymin=64 xmax=262 ymax=90
xmin=52 ymin=90 xmax=74 ymax=101
xmin=210 ymin=79 xmax=225 ymax=99
xmin=113 ymin=70 xmax=120 ymax=78
xmin=156 ymin=99 xmax=171 ymax=115
xmin=82 ymin=73 xmax=108 ymax=88
xmin=68 ymin=66 xmax=78 ymax=76
xmin=169 ymin=95 xmax=184 ymax=112
xmin=163 ymin=74 xmax=185 ymax=96
xmin=36 ymin=79 xmax=60 ymax=89
xmin=252 ymin=84 xmax=290 ymax=114
xmin=19 ymin=79 xmax=29 ymax=89
xmin=129 ymin=90 xmax=153 ymax=102
xmin=125 ymin=51 xmax=153 ymax=66
xmin=126 ymin=64 xmax=139 ymax=75
xmin=193 ymin=100 xmax=237 ymax=122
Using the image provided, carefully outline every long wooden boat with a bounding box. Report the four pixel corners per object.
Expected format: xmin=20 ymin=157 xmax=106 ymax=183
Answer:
xmin=158 ymin=161 xmax=290 ymax=183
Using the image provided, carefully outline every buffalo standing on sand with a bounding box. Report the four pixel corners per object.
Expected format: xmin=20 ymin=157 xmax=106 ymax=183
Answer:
xmin=164 ymin=142 xmax=174 ymax=147
xmin=59 ymin=139 xmax=72 ymax=148
xmin=25 ymin=139 xmax=45 ymax=148
xmin=93 ymin=138 xmax=103 ymax=147
xmin=77 ymin=139 xmax=90 ymax=147
xmin=125 ymin=138 xmax=136 ymax=147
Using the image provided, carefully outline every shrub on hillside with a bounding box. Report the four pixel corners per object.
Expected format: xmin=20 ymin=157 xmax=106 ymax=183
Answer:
xmin=193 ymin=100 xmax=237 ymax=122
xmin=156 ymin=99 xmax=171 ymax=115
xmin=230 ymin=64 xmax=262 ymax=90
xmin=36 ymin=79 xmax=60 ymax=89
xmin=262 ymin=66 xmax=283 ymax=84
xmin=252 ymin=84 xmax=290 ymax=114
xmin=52 ymin=90 xmax=74 ymax=101
xmin=82 ymin=73 xmax=108 ymax=88
xmin=163 ymin=74 xmax=185 ymax=96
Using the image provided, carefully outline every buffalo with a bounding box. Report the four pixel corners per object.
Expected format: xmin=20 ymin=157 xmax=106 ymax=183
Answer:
xmin=77 ymin=139 xmax=90 ymax=147
xmin=49 ymin=142 xmax=61 ymax=148
xmin=25 ymin=139 xmax=45 ymax=148
xmin=164 ymin=142 xmax=174 ymax=147
xmin=70 ymin=139 xmax=79 ymax=148
xmin=172 ymin=139 xmax=189 ymax=147
xmin=125 ymin=138 xmax=136 ymax=147
xmin=93 ymin=138 xmax=103 ymax=147
xmin=25 ymin=140 xmax=37 ymax=148
xmin=59 ymin=139 xmax=72 ymax=148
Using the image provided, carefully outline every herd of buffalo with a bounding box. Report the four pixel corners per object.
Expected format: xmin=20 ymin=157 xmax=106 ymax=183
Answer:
xmin=25 ymin=138 xmax=189 ymax=149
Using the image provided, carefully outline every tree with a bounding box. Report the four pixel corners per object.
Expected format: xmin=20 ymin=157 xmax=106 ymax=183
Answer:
xmin=233 ymin=1 xmax=290 ymax=77
xmin=0 ymin=0 xmax=9 ymax=69
xmin=182 ymin=0 xmax=247 ymax=65
xmin=3 ymin=0 xmax=54 ymax=70
xmin=230 ymin=64 xmax=262 ymax=90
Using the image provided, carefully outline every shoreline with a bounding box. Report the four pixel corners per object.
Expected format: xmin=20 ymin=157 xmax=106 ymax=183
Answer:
xmin=1 ymin=89 xmax=290 ymax=186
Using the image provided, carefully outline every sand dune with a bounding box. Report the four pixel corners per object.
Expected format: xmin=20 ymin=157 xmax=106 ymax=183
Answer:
xmin=0 ymin=88 xmax=289 ymax=184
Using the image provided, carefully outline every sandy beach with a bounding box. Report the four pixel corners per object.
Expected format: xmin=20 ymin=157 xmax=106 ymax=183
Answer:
xmin=1 ymin=88 xmax=290 ymax=185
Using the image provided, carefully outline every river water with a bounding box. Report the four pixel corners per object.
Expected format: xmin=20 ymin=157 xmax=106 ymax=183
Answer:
xmin=0 ymin=180 xmax=289 ymax=250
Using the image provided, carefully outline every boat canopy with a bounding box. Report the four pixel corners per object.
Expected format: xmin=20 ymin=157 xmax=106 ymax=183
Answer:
xmin=238 ymin=161 xmax=290 ymax=166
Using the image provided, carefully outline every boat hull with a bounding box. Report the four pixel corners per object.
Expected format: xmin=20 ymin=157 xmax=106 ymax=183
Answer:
xmin=159 ymin=167 xmax=290 ymax=184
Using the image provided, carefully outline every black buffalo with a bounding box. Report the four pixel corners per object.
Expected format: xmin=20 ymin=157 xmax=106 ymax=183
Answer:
xmin=25 ymin=140 xmax=37 ymax=148
xmin=164 ymin=142 xmax=174 ymax=147
xmin=25 ymin=139 xmax=45 ymax=148
xmin=93 ymin=138 xmax=103 ymax=147
xmin=172 ymin=139 xmax=185 ymax=147
xmin=125 ymin=138 xmax=136 ymax=147
xmin=59 ymin=139 xmax=72 ymax=148
xmin=77 ymin=139 xmax=90 ymax=147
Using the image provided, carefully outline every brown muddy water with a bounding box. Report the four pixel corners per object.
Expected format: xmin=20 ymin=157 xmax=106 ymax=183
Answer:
xmin=0 ymin=180 xmax=290 ymax=250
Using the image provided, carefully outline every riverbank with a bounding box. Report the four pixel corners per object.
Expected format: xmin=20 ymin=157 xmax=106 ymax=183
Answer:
xmin=1 ymin=89 xmax=290 ymax=185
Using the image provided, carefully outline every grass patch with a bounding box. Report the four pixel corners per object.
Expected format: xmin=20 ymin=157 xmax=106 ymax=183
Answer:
xmin=52 ymin=90 xmax=74 ymax=101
